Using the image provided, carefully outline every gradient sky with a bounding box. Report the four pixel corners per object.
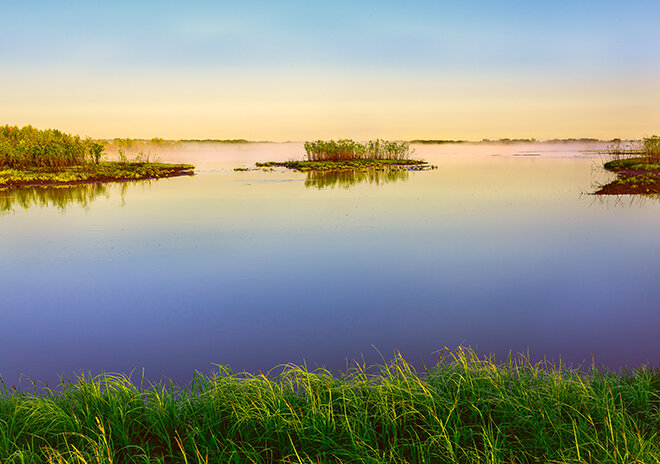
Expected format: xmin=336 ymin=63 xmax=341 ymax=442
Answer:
xmin=2 ymin=1 xmax=659 ymax=140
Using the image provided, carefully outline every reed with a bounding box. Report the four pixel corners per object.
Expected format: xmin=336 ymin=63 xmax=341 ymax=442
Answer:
xmin=0 ymin=125 xmax=104 ymax=170
xmin=304 ymin=139 xmax=413 ymax=162
xmin=607 ymin=136 xmax=660 ymax=163
xmin=1 ymin=348 xmax=658 ymax=463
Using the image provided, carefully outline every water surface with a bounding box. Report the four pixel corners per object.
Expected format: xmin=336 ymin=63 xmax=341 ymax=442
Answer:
xmin=2 ymin=142 xmax=659 ymax=385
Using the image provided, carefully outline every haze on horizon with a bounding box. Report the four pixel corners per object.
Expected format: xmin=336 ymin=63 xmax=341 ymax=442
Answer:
xmin=2 ymin=1 xmax=659 ymax=141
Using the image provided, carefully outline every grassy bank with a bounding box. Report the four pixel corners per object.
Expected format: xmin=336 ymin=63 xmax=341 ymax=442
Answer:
xmin=0 ymin=163 xmax=194 ymax=189
xmin=596 ymin=136 xmax=660 ymax=195
xmin=2 ymin=349 xmax=658 ymax=464
xmin=0 ymin=125 xmax=194 ymax=188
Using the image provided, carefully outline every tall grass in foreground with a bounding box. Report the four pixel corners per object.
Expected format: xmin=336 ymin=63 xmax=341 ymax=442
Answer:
xmin=304 ymin=139 xmax=412 ymax=162
xmin=1 ymin=349 xmax=658 ymax=464
xmin=0 ymin=125 xmax=105 ymax=170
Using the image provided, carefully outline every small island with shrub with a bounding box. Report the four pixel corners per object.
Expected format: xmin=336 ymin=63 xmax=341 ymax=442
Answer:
xmin=0 ymin=125 xmax=194 ymax=189
xmin=252 ymin=139 xmax=435 ymax=172
xmin=596 ymin=136 xmax=660 ymax=195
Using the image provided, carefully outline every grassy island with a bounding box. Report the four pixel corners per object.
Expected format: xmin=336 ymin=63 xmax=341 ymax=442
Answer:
xmin=0 ymin=125 xmax=193 ymax=189
xmin=1 ymin=348 xmax=658 ymax=464
xmin=252 ymin=139 xmax=435 ymax=173
xmin=596 ymin=136 xmax=660 ymax=195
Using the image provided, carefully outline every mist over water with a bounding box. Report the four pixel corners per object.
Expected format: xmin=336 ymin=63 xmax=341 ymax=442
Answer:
xmin=1 ymin=142 xmax=659 ymax=386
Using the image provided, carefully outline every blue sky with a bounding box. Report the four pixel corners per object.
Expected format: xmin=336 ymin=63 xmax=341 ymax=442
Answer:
xmin=2 ymin=1 xmax=659 ymax=139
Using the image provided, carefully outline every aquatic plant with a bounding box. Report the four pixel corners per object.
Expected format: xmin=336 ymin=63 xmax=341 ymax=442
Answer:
xmin=596 ymin=135 xmax=660 ymax=194
xmin=303 ymin=139 xmax=413 ymax=162
xmin=1 ymin=348 xmax=658 ymax=463
xmin=607 ymin=136 xmax=660 ymax=163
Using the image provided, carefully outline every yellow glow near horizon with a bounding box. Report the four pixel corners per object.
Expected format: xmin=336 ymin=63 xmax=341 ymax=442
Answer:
xmin=2 ymin=70 xmax=659 ymax=141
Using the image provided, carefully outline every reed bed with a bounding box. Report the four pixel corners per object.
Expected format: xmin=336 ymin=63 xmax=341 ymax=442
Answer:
xmin=0 ymin=125 xmax=104 ymax=170
xmin=304 ymin=139 xmax=413 ymax=162
xmin=1 ymin=348 xmax=658 ymax=464
xmin=608 ymin=136 xmax=660 ymax=163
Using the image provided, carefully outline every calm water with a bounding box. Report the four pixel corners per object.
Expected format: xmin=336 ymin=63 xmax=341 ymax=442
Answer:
xmin=2 ymin=142 xmax=659 ymax=385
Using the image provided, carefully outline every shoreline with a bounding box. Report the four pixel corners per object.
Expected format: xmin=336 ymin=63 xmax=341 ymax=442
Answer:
xmin=0 ymin=162 xmax=194 ymax=189
xmin=595 ymin=157 xmax=660 ymax=195
xmin=2 ymin=349 xmax=658 ymax=463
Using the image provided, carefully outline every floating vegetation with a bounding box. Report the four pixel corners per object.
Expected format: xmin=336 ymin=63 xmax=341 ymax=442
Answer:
xmin=595 ymin=136 xmax=660 ymax=195
xmin=256 ymin=158 xmax=433 ymax=172
xmin=1 ymin=348 xmax=658 ymax=463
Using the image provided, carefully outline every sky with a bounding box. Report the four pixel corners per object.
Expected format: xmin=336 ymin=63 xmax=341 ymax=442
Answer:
xmin=1 ymin=1 xmax=659 ymax=141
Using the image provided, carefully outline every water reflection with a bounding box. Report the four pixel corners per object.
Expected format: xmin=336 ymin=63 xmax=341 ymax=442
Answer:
xmin=588 ymin=193 xmax=660 ymax=208
xmin=304 ymin=167 xmax=410 ymax=189
xmin=0 ymin=183 xmax=131 ymax=212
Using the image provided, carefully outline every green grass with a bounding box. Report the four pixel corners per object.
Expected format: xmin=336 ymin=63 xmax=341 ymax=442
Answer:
xmin=1 ymin=348 xmax=658 ymax=463
xmin=0 ymin=162 xmax=194 ymax=189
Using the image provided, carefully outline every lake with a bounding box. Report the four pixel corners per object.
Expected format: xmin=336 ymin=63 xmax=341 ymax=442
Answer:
xmin=1 ymin=142 xmax=659 ymax=386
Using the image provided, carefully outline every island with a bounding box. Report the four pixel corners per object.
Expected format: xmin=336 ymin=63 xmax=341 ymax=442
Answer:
xmin=596 ymin=136 xmax=660 ymax=195
xmin=0 ymin=125 xmax=194 ymax=189
xmin=246 ymin=139 xmax=436 ymax=173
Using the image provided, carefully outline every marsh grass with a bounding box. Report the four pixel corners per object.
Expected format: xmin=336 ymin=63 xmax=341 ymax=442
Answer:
xmin=607 ymin=136 xmax=660 ymax=163
xmin=0 ymin=125 xmax=104 ymax=170
xmin=304 ymin=139 xmax=413 ymax=162
xmin=1 ymin=348 xmax=658 ymax=463
xmin=596 ymin=136 xmax=660 ymax=194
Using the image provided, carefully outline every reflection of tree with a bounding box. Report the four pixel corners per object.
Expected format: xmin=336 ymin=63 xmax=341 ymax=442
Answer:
xmin=0 ymin=182 xmax=135 ymax=213
xmin=304 ymin=168 xmax=410 ymax=189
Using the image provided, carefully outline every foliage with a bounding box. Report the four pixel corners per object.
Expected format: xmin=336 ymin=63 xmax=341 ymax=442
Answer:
xmin=1 ymin=348 xmax=658 ymax=463
xmin=303 ymin=139 xmax=413 ymax=162
xmin=0 ymin=125 xmax=104 ymax=170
